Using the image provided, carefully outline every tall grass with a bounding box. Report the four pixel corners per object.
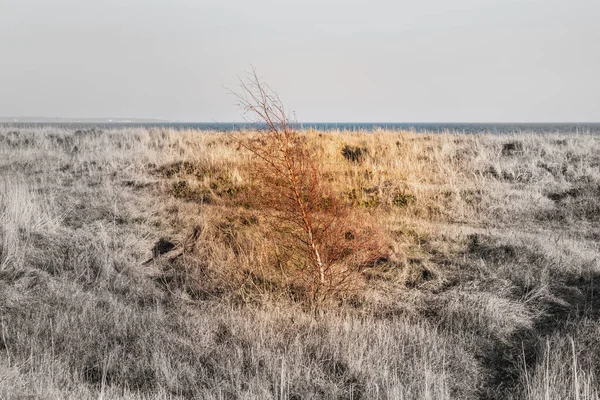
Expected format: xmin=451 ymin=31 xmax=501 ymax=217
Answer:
xmin=522 ymin=337 xmax=599 ymax=400
xmin=0 ymin=177 xmax=59 ymax=271
xmin=0 ymin=126 xmax=599 ymax=398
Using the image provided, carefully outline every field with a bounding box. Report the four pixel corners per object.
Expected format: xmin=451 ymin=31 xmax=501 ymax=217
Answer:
xmin=1 ymin=126 xmax=599 ymax=399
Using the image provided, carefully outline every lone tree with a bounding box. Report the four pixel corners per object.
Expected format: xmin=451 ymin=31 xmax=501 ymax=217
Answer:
xmin=233 ymin=70 xmax=386 ymax=303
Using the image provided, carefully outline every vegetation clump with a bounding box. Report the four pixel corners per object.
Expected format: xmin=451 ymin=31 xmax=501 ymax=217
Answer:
xmin=501 ymin=141 xmax=524 ymax=156
xmin=341 ymin=144 xmax=369 ymax=163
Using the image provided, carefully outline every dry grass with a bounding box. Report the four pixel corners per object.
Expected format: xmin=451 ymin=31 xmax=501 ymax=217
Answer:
xmin=0 ymin=126 xmax=599 ymax=399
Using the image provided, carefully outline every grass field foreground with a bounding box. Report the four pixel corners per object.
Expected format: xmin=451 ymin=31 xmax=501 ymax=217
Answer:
xmin=1 ymin=126 xmax=599 ymax=399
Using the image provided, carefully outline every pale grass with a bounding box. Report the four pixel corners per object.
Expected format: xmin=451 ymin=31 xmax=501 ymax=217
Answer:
xmin=0 ymin=126 xmax=599 ymax=399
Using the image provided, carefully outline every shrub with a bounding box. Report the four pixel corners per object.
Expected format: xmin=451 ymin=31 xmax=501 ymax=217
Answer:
xmin=341 ymin=145 xmax=368 ymax=163
xmin=233 ymin=70 xmax=387 ymax=304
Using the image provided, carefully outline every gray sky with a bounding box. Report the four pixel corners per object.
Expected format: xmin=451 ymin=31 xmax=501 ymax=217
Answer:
xmin=1 ymin=0 xmax=599 ymax=122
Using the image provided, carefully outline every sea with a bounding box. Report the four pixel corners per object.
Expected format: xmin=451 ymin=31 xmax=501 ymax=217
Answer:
xmin=2 ymin=122 xmax=600 ymax=135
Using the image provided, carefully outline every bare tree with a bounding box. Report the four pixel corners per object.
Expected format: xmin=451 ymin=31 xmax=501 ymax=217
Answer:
xmin=233 ymin=69 xmax=386 ymax=303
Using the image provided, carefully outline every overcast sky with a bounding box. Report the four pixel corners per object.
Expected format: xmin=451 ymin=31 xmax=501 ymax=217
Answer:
xmin=1 ymin=0 xmax=599 ymax=122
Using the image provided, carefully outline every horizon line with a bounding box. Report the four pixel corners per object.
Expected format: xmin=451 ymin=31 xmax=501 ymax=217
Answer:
xmin=1 ymin=119 xmax=600 ymax=125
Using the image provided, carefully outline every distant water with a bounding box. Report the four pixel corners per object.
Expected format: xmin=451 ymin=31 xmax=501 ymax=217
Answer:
xmin=2 ymin=122 xmax=600 ymax=134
